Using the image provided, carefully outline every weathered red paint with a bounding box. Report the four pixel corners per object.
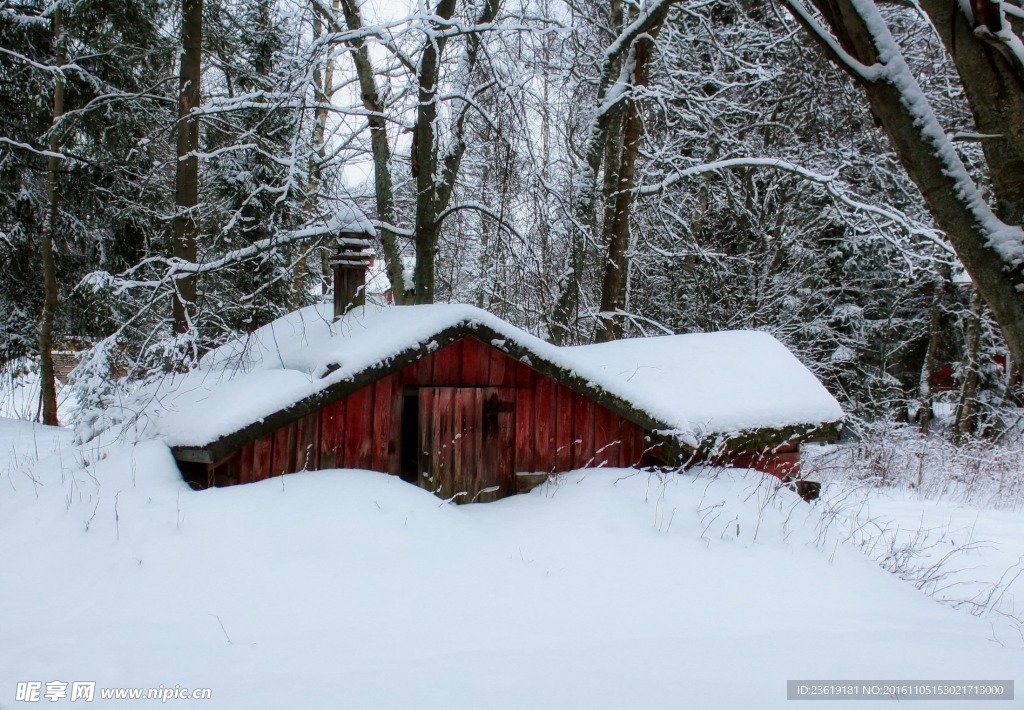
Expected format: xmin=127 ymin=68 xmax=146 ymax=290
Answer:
xmin=722 ymin=443 xmax=802 ymax=481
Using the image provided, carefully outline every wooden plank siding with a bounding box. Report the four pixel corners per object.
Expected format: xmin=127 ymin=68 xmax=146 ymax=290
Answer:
xmin=721 ymin=442 xmax=802 ymax=480
xmin=206 ymin=335 xmax=668 ymax=500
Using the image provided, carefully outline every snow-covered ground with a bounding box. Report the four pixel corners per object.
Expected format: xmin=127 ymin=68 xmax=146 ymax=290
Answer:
xmin=0 ymin=364 xmax=78 ymax=424
xmin=834 ymin=487 xmax=1024 ymax=632
xmin=805 ymin=442 xmax=1024 ymax=650
xmin=0 ymin=416 xmax=75 ymax=474
xmin=1 ymin=420 xmax=1021 ymax=709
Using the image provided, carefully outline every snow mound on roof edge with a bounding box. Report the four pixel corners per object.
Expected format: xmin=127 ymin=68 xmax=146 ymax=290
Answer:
xmin=567 ymin=331 xmax=843 ymax=437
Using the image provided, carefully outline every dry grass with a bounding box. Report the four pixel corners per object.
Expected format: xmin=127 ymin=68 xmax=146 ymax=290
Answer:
xmin=804 ymin=424 xmax=1024 ymax=510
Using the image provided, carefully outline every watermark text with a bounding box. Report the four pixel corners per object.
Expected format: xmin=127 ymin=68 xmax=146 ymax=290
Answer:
xmin=15 ymin=681 xmax=212 ymax=703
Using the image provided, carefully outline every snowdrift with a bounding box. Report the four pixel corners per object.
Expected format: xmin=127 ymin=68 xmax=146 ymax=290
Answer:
xmin=1 ymin=429 xmax=1019 ymax=709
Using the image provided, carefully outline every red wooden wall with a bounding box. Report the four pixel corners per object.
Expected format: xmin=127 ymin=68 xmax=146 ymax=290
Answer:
xmin=207 ymin=336 xmax=652 ymax=498
xmin=722 ymin=443 xmax=801 ymax=480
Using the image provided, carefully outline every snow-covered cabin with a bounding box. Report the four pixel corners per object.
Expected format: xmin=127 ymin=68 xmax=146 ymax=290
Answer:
xmin=164 ymin=289 xmax=842 ymax=503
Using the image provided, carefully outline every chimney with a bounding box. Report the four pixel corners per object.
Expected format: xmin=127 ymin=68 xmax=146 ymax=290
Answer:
xmin=331 ymin=231 xmax=375 ymax=318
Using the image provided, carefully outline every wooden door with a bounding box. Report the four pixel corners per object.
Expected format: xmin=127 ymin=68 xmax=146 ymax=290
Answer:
xmin=418 ymin=387 xmax=514 ymax=503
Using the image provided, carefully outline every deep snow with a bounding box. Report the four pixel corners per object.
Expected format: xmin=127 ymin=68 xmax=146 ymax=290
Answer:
xmin=841 ymin=488 xmax=1024 ymax=627
xmin=0 ymin=420 xmax=1020 ymax=709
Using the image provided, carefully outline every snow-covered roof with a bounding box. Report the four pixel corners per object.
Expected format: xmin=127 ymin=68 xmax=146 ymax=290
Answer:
xmin=564 ymin=333 xmax=842 ymax=440
xmin=155 ymin=304 xmax=842 ymax=455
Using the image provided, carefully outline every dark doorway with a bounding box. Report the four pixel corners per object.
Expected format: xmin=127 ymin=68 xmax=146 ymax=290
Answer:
xmin=399 ymin=389 xmax=420 ymax=483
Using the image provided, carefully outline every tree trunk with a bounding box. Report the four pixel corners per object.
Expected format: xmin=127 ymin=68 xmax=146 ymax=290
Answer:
xmin=38 ymin=6 xmax=65 ymax=426
xmin=784 ymin=0 xmax=1024 ymax=371
xmin=550 ymin=42 xmax=625 ymax=342
xmin=917 ymin=278 xmax=944 ymax=435
xmin=173 ymin=0 xmax=202 ymax=337
xmin=595 ymin=33 xmax=658 ymax=343
xmin=330 ymin=0 xmax=498 ymax=305
xmin=917 ymin=0 xmax=1024 ymax=226
xmin=955 ymin=288 xmax=985 ymax=441
xmin=549 ymin=0 xmax=676 ymax=344
xmin=477 ymin=162 xmax=492 ymax=309
xmin=410 ymin=0 xmax=457 ymax=304
xmin=407 ymin=0 xmax=498 ymax=304
xmin=338 ymin=0 xmax=405 ymax=302
xmin=297 ymin=2 xmax=338 ymax=309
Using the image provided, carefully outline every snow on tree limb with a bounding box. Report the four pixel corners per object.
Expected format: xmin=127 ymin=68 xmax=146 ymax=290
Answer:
xmin=636 ymin=156 xmax=951 ymax=252
xmin=602 ymin=0 xmax=681 ymax=62
xmin=84 ymin=215 xmax=364 ymax=296
xmin=782 ymin=0 xmax=1024 ymax=268
xmin=780 ymin=0 xmax=886 ymax=81
xmin=0 ymin=136 xmax=66 ymax=159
